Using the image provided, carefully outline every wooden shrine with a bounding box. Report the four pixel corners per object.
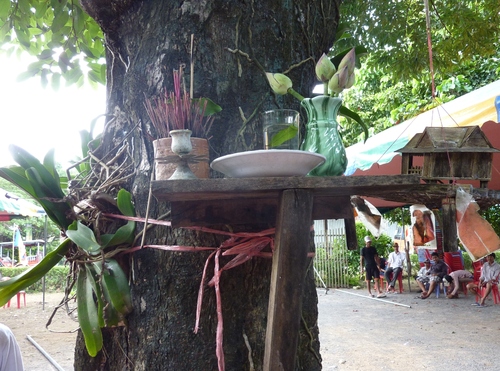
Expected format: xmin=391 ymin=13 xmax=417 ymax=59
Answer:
xmin=397 ymin=126 xmax=499 ymax=188
xmin=152 ymin=175 xmax=463 ymax=371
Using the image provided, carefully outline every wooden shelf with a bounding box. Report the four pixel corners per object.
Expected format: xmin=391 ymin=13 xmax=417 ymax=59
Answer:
xmin=152 ymin=175 xmax=461 ymax=227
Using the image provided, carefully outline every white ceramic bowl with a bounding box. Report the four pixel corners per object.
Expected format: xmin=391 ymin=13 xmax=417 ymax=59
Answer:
xmin=210 ymin=150 xmax=326 ymax=178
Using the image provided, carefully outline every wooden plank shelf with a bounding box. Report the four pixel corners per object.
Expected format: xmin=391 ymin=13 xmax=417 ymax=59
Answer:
xmin=152 ymin=175 xmax=462 ymax=227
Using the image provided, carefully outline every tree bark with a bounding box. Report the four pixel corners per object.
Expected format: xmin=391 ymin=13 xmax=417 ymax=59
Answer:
xmin=77 ymin=1 xmax=341 ymax=370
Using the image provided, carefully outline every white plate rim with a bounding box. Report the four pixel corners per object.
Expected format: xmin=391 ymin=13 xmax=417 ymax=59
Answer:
xmin=210 ymin=149 xmax=326 ymax=178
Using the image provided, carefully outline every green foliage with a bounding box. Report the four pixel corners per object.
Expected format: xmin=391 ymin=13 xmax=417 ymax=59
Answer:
xmin=337 ymin=0 xmax=500 ymax=146
xmin=0 ymin=144 xmax=136 ymax=357
xmin=340 ymin=0 xmax=500 ymax=79
xmin=0 ymin=145 xmax=74 ymax=230
xmin=355 ymin=222 xmax=393 ymax=258
xmin=0 ymin=178 xmax=61 ymax=253
xmin=0 ymin=0 xmax=105 ymax=87
xmin=0 ymin=265 xmax=70 ymax=292
xmin=341 ymin=48 xmax=500 ymax=146
xmin=480 ymin=204 xmax=500 ymax=238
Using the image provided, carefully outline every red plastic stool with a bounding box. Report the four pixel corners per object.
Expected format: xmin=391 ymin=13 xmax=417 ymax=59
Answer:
xmin=476 ymin=283 xmax=500 ymax=304
xmin=3 ymin=291 xmax=26 ymax=309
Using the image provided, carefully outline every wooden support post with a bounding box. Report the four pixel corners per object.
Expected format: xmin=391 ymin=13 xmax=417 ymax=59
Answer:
xmin=441 ymin=197 xmax=457 ymax=252
xmin=263 ymin=189 xmax=314 ymax=371
xmin=344 ymin=212 xmax=358 ymax=250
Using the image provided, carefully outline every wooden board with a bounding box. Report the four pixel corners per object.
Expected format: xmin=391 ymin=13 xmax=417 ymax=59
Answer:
xmin=153 ymin=175 xmax=461 ymax=204
xmin=168 ymin=196 xmax=354 ymax=227
xmin=263 ymin=189 xmax=314 ymax=371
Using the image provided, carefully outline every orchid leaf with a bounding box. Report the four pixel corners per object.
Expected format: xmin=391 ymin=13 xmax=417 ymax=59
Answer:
xmin=42 ymin=148 xmax=60 ymax=185
xmin=0 ymin=238 xmax=71 ymax=307
xmin=66 ymin=221 xmax=101 ymax=254
xmin=25 ymin=167 xmax=72 ymax=229
xmin=91 ymin=262 xmax=122 ymax=326
xmin=0 ymin=166 xmax=37 ymax=198
xmin=101 ymin=219 xmax=135 ymax=248
xmin=100 ymin=189 xmax=136 ymax=248
xmin=9 ymin=145 xmax=66 ymax=199
xmin=77 ymin=267 xmax=103 ymax=357
xmin=100 ymin=259 xmax=133 ymax=315
xmin=116 ymin=189 xmax=135 ymax=217
xmin=85 ymin=265 xmax=106 ymax=328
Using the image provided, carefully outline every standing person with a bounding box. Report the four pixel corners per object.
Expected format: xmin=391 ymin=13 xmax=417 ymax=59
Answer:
xmin=418 ymin=252 xmax=448 ymax=299
xmin=384 ymin=242 xmax=406 ymax=293
xmin=360 ymin=236 xmax=386 ymax=298
xmin=467 ymin=253 xmax=500 ymax=307
xmin=0 ymin=323 xmax=24 ymax=371
xmin=443 ymin=270 xmax=473 ymax=299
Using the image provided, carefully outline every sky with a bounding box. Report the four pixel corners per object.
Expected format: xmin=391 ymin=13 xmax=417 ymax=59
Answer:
xmin=0 ymin=54 xmax=106 ymax=168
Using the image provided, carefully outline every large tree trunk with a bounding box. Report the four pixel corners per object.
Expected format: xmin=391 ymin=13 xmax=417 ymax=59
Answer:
xmin=77 ymin=1 xmax=340 ymax=370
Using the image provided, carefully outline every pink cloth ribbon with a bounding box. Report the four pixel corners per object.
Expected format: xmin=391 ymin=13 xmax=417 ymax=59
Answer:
xmin=103 ymin=213 xmax=314 ymax=371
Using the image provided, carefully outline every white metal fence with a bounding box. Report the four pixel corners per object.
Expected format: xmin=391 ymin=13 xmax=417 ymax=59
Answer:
xmin=313 ymin=219 xmax=349 ymax=288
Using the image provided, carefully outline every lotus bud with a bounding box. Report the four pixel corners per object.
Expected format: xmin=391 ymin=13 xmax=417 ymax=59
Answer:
xmin=328 ymin=65 xmax=349 ymax=94
xmin=345 ymin=72 xmax=356 ymax=89
xmin=266 ymin=72 xmax=293 ymax=95
xmin=337 ymin=48 xmax=356 ymax=75
xmin=315 ymin=53 xmax=336 ymax=82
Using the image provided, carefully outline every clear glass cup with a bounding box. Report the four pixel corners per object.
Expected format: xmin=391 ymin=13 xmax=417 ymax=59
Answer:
xmin=262 ymin=109 xmax=300 ymax=150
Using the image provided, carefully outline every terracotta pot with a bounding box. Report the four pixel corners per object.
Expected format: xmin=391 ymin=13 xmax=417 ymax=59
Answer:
xmin=153 ymin=137 xmax=210 ymax=180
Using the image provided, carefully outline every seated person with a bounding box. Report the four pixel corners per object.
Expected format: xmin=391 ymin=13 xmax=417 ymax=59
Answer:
xmin=384 ymin=242 xmax=406 ymax=293
xmin=378 ymin=256 xmax=387 ymax=288
xmin=415 ymin=259 xmax=432 ymax=288
xmin=0 ymin=323 xmax=24 ymax=370
xmin=443 ymin=270 xmax=473 ymax=299
xmin=467 ymin=253 xmax=500 ymax=306
xmin=418 ymin=252 xmax=448 ymax=299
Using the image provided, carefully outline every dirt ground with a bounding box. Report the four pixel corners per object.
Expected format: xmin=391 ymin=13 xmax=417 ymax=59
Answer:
xmin=0 ymin=292 xmax=78 ymax=371
xmin=317 ymin=284 xmax=500 ymax=370
xmin=1 ymin=285 xmax=499 ymax=371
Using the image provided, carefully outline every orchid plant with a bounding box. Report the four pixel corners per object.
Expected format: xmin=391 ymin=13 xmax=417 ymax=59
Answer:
xmin=265 ymin=47 xmax=368 ymax=142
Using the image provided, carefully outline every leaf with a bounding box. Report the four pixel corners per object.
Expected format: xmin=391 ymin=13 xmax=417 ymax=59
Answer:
xmin=100 ymin=259 xmax=133 ymax=315
xmin=10 ymin=145 xmax=66 ymax=199
xmin=51 ymin=10 xmax=70 ymax=33
xmin=66 ymin=221 xmax=101 ymax=254
xmin=0 ymin=166 xmax=36 ymax=197
xmin=269 ymin=125 xmax=298 ymax=148
xmin=116 ymin=189 xmax=135 ymax=217
xmin=76 ymin=267 xmax=103 ymax=357
xmin=339 ymin=105 xmax=369 ymax=142
xmin=16 ymin=70 xmax=38 ymax=82
xmin=25 ymin=168 xmax=70 ymax=229
xmin=101 ymin=190 xmax=136 ymax=248
xmin=38 ymin=49 xmax=53 ymax=60
xmin=197 ymin=97 xmax=222 ymax=116
xmin=91 ymin=262 xmax=122 ymax=326
xmin=51 ymin=72 xmax=61 ymax=90
xmin=0 ymin=239 xmax=71 ymax=306
xmin=0 ymin=0 xmax=10 ymax=20
xmin=85 ymin=265 xmax=105 ymax=328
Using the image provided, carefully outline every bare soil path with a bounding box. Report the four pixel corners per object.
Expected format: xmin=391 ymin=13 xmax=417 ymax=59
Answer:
xmin=317 ymin=286 xmax=500 ymax=370
xmin=2 ymin=287 xmax=499 ymax=370
xmin=0 ymin=292 xmax=77 ymax=371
